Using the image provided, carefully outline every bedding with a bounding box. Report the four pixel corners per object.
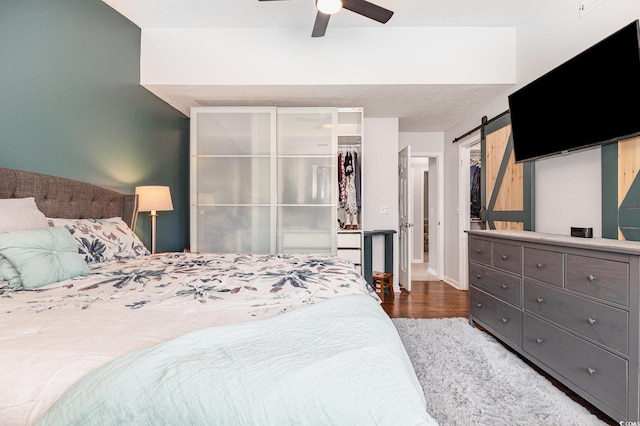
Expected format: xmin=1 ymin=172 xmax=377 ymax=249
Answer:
xmin=0 ymin=168 xmax=434 ymax=426
xmin=37 ymin=294 xmax=433 ymax=426
xmin=0 ymin=252 xmax=434 ymax=425
xmin=0 ymin=197 xmax=49 ymax=234
xmin=0 ymin=227 xmax=89 ymax=289
xmin=46 ymin=217 xmax=149 ymax=264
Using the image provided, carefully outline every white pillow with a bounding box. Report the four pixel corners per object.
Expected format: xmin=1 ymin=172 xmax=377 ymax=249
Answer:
xmin=0 ymin=198 xmax=49 ymax=234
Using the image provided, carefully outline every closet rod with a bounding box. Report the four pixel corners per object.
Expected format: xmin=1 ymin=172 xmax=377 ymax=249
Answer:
xmin=451 ymin=110 xmax=509 ymax=143
xmin=338 ymin=144 xmax=361 ymax=148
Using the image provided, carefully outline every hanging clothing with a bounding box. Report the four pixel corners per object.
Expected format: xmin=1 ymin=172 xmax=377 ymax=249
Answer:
xmin=470 ymin=164 xmax=481 ymax=218
xmin=337 ymin=148 xmax=361 ymax=228
xmin=354 ymin=151 xmax=361 ymax=212
xmin=338 ymin=152 xmax=346 ymax=208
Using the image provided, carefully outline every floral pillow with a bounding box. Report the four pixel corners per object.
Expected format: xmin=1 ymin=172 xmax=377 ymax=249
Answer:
xmin=47 ymin=217 xmax=150 ymax=264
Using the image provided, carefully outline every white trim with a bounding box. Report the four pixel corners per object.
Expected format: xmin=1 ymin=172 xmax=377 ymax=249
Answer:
xmin=457 ymin=132 xmax=481 ymax=291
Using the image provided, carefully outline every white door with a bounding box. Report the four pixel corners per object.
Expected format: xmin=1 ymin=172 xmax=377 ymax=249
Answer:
xmin=399 ymin=146 xmax=412 ymax=291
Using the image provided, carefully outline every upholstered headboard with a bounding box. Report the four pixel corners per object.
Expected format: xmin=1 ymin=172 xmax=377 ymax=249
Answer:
xmin=0 ymin=168 xmax=138 ymax=229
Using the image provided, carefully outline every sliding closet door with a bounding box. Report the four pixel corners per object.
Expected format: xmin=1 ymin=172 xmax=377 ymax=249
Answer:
xmin=190 ymin=107 xmax=276 ymax=253
xmin=481 ymin=113 xmax=535 ymax=230
xmin=276 ymin=108 xmax=337 ymax=254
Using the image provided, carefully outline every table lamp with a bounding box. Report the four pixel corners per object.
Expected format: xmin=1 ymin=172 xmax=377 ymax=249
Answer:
xmin=135 ymin=185 xmax=173 ymax=254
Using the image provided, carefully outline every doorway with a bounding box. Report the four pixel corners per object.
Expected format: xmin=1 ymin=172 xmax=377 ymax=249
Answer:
xmin=407 ymin=151 xmax=444 ymax=284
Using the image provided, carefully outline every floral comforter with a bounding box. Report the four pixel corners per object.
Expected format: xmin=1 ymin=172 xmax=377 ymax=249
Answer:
xmin=1 ymin=252 xmax=377 ymax=318
xmin=0 ymin=253 xmax=382 ymax=426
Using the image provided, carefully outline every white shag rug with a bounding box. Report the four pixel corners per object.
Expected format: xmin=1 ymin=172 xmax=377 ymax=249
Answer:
xmin=392 ymin=317 xmax=609 ymax=426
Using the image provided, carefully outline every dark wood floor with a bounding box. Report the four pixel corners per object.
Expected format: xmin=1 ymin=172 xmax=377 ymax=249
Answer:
xmin=381 ymin=280 xmax=616 ymax=426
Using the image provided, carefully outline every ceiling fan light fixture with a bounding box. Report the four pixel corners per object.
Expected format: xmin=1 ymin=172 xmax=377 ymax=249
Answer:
xmin=316 ymin=0 xmax=342 ymax=15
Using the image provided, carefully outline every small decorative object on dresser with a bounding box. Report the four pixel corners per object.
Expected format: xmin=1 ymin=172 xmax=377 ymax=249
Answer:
xmin=467 ymin=229 xmax=640 ymax=423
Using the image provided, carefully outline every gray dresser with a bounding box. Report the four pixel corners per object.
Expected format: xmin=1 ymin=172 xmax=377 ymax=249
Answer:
xmin=467 ymin=230 xmax=640 ymax=422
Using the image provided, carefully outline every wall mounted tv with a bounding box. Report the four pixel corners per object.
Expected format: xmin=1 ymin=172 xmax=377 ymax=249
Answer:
xmin=508 ymin=20 xmax=640 ymax=163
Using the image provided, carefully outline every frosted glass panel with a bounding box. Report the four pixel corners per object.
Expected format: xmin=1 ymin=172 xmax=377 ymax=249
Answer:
xmin=196 ymin=113 xmax=272 ymax=155
xmin=195 ymin=206 xmax=271 ymax=253
xmin=277 ymin=157 xmax=334 ymax=205
xmin=277 ymin=206 xmax=335 ymax=253
xmin=196 ymin=157 xmax=270 ymax=204
xmin=277 ymin=112 xmax=333 ymax=155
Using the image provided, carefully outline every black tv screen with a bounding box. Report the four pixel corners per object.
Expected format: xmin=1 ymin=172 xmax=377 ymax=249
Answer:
xmin=508 ymin=20 xmax=640 ymax=163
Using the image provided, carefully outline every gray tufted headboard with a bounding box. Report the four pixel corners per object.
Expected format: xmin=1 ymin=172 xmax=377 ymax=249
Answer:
xmin=0 ymin=168 xmax=138 ymax=229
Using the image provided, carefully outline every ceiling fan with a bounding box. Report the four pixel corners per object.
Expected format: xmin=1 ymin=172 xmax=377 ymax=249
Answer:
xmin=258 ymin=0 xmax=394 ymax=38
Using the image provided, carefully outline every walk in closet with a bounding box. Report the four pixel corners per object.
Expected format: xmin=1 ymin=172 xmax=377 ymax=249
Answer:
xmin=190 ymin=106 xmax=364 ymax=257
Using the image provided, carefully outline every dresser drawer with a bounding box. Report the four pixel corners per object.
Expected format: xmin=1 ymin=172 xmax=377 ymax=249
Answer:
xmin=336 ymin=248 xmax=361 ymax=264
xmin=470 ymin=289 xmax=522 ymax=347
xmin=524 ymin=248 xmax=564 ymax=287
xmin=523 ymin=314 xmax=627 ymax=417
xmin=524 ymin=280 xmax=628 ymax=354
xmin=469 ymin=237 xmax=492 ymax=265
xmin=470 ymin=264 xmax=521 ymax=307
xmin=492 ymin=242 xmax=522 ymax=274
xmin=566 ymin=254 xmax=629 ymax=306
xmin=337 ymin=232 xmax=362 ymax=248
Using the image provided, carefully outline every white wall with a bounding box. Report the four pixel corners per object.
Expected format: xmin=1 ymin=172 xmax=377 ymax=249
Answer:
xmin=141 ymin=27 xmax=515 ymax=85
xmin=363 ymin=118 xmax=399 ymax=286
xmin=442 ymin=0 xmax=640 ymax=285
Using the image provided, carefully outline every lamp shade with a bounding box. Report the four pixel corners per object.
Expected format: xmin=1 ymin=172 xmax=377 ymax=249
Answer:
xmin=135 ymin=186 xmax=173 ymax=212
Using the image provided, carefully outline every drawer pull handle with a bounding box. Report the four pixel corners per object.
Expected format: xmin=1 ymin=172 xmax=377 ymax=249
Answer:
xmin=502 ymin=318 xmax=508 ymax=323
xmin=587 ymin=318 xmax=596 ymax=325
xmin=536 ymin=338 xmax=543 ymax=344
xmin=476 ymin=303 xmax=482 ymax=308
xmin=587 ymin=368 xmax=596 ymax=375
xmin=501 ymin=284 xmax=508 ymax=289
xmin=476 ymin=273 xmax=482 ymax=279
xmin=476 ymin=248 xmax=482 ymax=254
xmin=536 ymin=297 xmax=544 ymax=303
xmin=587 ymin=274 xmax=596 ymax=282
xmin=501 ymin=254 xmax=508 ymax=260
xmin=536 ymin=263 xmax=544 ymax=269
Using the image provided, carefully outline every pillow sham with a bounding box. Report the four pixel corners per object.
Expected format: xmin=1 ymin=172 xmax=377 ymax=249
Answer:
xmin=0 ymin=254 xmax=21 ymax=288
xmin=0 ymin=227 xmax=89 ymax=290
xmin=0 ymin=197 xmax=49 ymax=234
xmin=47 ymin=217 xmax=149 ymax=264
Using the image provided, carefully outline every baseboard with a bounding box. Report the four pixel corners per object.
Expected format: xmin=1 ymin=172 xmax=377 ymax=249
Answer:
xmin=443 ymin=275 xmax=462 ymax=290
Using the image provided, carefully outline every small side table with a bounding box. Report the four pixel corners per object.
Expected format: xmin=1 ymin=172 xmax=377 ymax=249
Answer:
xmin=363 ymin=229 xmax=396 ymax=285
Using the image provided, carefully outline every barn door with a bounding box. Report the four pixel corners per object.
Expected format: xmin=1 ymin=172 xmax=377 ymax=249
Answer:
xmin=602 ymin=136 xmax=640 ymax=240
xmin=480 ymin=114 xmax=535 ymax=230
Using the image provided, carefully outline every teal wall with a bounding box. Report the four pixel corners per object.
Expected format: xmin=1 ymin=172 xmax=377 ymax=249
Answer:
xmin=0 ymin=0 xmax=190 ymax=252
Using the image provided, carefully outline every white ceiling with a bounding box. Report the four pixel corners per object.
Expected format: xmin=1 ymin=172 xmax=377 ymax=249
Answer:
xmin=103 ymin=0 xmax=551 ymax=132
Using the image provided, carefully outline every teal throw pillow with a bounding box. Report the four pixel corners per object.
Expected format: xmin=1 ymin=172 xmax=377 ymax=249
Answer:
xmin=0 ymin=227 xmax=90 ymax=290
xmin=0 ymin=254 xmax=22 ymax=288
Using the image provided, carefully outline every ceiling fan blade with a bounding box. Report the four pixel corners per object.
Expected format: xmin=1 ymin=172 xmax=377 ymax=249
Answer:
xmin=342 ymin=0 xmax=393 ymax=24
xmin=312 ymin=12 xmax=330 ymax=37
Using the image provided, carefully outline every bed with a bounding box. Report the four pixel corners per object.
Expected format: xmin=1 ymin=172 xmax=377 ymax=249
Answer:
xmin=0 ymin=168 xmax=435 ymax=425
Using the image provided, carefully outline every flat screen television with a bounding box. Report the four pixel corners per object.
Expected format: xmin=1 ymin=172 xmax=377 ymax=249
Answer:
xmin=508 ymin=20 xmax=640 ymax=163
